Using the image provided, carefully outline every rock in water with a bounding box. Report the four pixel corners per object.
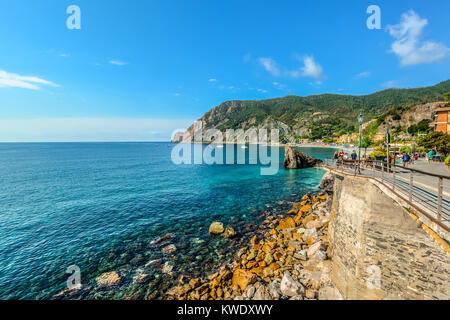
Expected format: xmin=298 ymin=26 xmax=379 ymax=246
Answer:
xmin=209 ymin=222 xmax=225 ymax=234
xmin=224 ymin=226 xmax=237 ymax=238
xmin=161 ymin=244 xmax=177 ymax=254
xmin=283 ymin=146 xmax=322 ymax=169
xmin=96 ymin=271 xmax=121 ymax=288
xmin=280 ymin=272 xmax=305 ymax=297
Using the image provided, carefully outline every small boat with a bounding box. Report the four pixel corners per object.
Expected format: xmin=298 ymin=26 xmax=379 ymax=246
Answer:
xmin=241 ymin=145 xmax=248 ymax=149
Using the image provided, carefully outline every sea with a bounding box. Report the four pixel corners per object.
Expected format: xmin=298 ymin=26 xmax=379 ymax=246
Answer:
xmin=0 ymin=142 xmax=334 ymax=299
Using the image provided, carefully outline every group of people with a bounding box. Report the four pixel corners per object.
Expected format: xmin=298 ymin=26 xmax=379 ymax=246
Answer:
xmin=333 ymin=148 xmax=439 ymax=169
xmin=333 ymin=150 xmax=366 ymax=168
xmin=333 ymin=150 xmax=366 ymax=161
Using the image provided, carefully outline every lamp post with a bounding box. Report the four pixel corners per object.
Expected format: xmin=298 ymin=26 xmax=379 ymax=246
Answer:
xmin=358 ymin=113 xmax=363 ymax=174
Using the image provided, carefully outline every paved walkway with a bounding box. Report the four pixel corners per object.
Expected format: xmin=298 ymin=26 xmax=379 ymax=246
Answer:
xmin=327 ymin=160 xmax=450 ymax=226
xmin=394 ymin=159 xmax=450 ymax=195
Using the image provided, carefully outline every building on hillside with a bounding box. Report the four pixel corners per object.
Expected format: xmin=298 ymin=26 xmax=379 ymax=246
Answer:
xmin=432 ymin=106 xmax=450 ymax=134
xmin=338 ymin=133 xmax=358 ymax=144
xmin=373 ymin=132 xmax=385 ymax=142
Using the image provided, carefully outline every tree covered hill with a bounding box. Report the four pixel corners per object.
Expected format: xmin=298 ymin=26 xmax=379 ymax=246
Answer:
xmin=176 ymin=79 xmax=450 ymax=142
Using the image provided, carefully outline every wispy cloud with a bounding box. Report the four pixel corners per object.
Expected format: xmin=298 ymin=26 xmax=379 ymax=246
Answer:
xmin=299 ymin=55 xmax=324 ymax=80
xmin=257 ymin=88 xmax=268 ymax=93
xmin=259 ymin=58 xmax=281 ymax=76
xmin=109 ymin=59 xmax=127 ymax=66
xmin=60 ymin=53 xmax=70 ymax=57
xmin=355 ymin=71 xmax=371 ymax=79
xmin=208 ymin=78 xmax=217 ymax=82
xmin=174 ymin=93 xmax=181 ymax=97
xmin=386 ymin=10 xmax=449 ymax=66
xmin=0 ymin=70 xmax=59 ymax=90
xmin=259 ymin=55 xmax=325 ymax=82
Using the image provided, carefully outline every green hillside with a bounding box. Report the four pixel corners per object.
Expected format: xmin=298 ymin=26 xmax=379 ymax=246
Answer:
xmin=196 ymin=79 xmax=450 ymax=140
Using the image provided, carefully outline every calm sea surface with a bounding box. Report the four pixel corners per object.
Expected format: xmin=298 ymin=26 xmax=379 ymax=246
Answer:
xmin=0 ymin=142 xmax=334 ymax=299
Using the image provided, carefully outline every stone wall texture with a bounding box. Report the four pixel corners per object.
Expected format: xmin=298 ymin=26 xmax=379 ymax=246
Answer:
xmin=329 ymin=173 xmax=450 ymax=300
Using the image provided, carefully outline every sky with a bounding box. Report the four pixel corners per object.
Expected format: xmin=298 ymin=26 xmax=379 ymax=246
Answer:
xmin=0 ymin=0 xmax=449 ymax=141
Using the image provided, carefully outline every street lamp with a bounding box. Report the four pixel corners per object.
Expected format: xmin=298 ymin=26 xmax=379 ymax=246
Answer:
xmin=358 ymin=113 xmax=363 ymax=174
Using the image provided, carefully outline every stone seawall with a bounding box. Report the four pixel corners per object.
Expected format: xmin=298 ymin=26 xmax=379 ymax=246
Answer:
xmin=328 ymin=172 xmax=449 ymax=300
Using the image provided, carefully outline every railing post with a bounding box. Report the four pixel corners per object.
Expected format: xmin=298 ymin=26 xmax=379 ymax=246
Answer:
xmin=409 ymin=171 xmax=413 ymax=202
xmin=372 ymin=160 xmax=375 ymax=177
xmin=437 ymin=177 xmax=443 ymax=221
xmin=381 ymin=161 xmax=384 ymax=182
xmin=393 ymin=162 xmax=396 ymax=190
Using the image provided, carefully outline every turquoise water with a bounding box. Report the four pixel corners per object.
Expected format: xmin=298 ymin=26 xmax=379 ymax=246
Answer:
xmin=0 ymin=143 xmax=333 ymax=299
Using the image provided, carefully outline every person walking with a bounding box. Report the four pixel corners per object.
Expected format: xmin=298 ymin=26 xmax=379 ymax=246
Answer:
xmin=351 ymin=150 xmax=357 ymax=161
xmin=428 ymin=149 xmax=435 ymax=163
xmin=402 ymin=153 xmax=410 ymax=168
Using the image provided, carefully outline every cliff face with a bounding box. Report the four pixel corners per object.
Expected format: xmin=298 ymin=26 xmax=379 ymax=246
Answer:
xmin=377 ymin=102 xmax=446 ymax=133
xmin=328 ymin=173 xmax=450 ymax=300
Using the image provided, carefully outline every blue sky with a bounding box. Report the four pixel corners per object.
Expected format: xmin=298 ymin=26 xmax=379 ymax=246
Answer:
xmin=0 ymin=0 xmax=449 ymax=141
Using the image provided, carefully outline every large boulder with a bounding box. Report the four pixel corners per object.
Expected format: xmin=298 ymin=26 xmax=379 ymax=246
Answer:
xmin=318 ymin=171 xmax=335 ymax=194
xmin=283 ymin=147 xmax=322 ymax=169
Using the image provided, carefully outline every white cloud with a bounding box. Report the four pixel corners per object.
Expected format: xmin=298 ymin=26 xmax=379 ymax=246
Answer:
xmin=355 ymin=71 xmax=371 ymax=78
xmin=259 ymin=58 xmax=281 ymax=76
xmin=387 ymin=10 xmax=449 ymax=66
xmin=109 ymin=59 xmax=127 ymax=66
xmin=60 ymin=53 xmax=70 ymax=57
xmin=300 ymin=55 xmax=324 ymax=80
xmin=0 ymin=70 xmax=59 ymax=90
xmin=174 ymin=93 xmax=181 ymax=96
xmin=0 ymin=118 xmax=195 ymax=142
xmin=259 ymin=55 xmax=325 ymax=81
xmin=208 ymin=78 xmax=217 ymax=82
xmin=257 ymin=88 xmax=268 ymax=93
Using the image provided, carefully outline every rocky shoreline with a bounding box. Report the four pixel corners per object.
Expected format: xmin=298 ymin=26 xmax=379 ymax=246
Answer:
xmin=164 ymin=172 xmax=341 ymax=300
xmin=55 ymin=172 xmax=338 ymax=301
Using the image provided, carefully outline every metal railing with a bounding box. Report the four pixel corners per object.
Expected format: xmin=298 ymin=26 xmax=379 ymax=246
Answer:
xmin=323 ymin=157 xmax=450 ymax=233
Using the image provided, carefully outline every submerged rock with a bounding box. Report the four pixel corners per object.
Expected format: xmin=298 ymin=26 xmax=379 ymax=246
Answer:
xmin=96 ymin=271 xmax=121 ymax=288
xmin=161 ymin=244 xmax=177 ymax=255
xmin=145 ymin=258 xmax=162 ymax=268
xmin=283 ymin=147 xmax=322 ymax=169
xmin=153 ymin=233 xmax=176 ymax=245
xmin=224 ymin=226 xmax=237 ymax=238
